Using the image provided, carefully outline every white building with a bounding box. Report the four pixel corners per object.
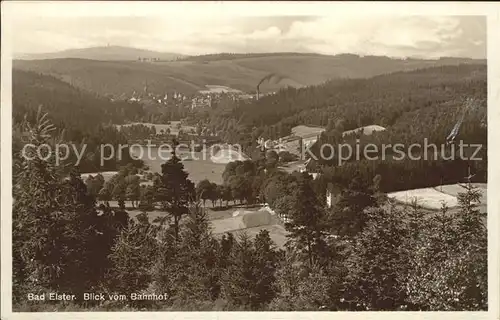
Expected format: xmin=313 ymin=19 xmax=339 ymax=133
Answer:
xmin=326 ymin=189 xmax=333 ymax=208
xmin=191 ymin=97 xmax=211 ymax=109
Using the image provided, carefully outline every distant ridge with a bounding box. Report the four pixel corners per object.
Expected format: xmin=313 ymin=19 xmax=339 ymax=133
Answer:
xmin=15 ymin=45 xmax=185 ymax=61
xmin=179 ymin=52 xmax=326 ymax=62
xmin=178 ymin=52 xmax=484 ymax=63
xmin=13 ymin=52 xmax=485 ymax=97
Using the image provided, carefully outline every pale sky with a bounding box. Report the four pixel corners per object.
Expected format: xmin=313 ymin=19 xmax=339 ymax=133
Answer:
xmin=11 ymin=15 xmax=486 ymax=59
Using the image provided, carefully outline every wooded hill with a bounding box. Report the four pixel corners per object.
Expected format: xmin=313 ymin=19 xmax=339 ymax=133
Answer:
xmin=15 ymin=45 xmax=185 ymax=62
xmin=204 ymin=63 xmax=486 ymax=142
xmin=197 ymin=63 xmax=487 ymax=192
xmin=12 ymin=70 xmax=145 ymax=173
xmin=13 ymin=53 xmax=484 ymax=97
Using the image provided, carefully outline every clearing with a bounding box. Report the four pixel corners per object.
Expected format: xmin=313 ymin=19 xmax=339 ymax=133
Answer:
xmin=291 ymin=125 xmax=325 ymax=138
xmin=125 ymin=204 xmax=289 ymax=248
xmin=388 ymin=183 xmax=487 ymax=212
xmin=199 ymin=85 xmax=242 ymax=94
xmin=210 ymin=148 xmax=250 ymax=164
xmin=342 ymin=124 xmax=386 ymax=137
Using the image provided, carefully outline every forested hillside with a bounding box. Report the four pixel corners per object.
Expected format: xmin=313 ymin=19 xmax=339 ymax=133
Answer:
xmin=208 ymin=64 xmax=486 ymax=137
xmin=13 ymin=54 xmax=484 ymax=97
xmin=198 ymin=64 xmax=487 ymax=192
xmin=12 ymin=70 xmax=145 ymax=173
xmin=13 ymin=70 xmax=146 ymax=126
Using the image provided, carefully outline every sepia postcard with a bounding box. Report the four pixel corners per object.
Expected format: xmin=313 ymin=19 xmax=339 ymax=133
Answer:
xmin=1 ymin=1 xmax=499 ymax=319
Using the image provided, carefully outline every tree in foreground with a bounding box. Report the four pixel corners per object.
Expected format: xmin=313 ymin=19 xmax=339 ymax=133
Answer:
xmin=328 ymin=172 xmax=378 ymax=239
xmin=405 ymin=180 xmax=487 ymax=310
xmin=269 ymin=245 xmax=333 ymax=311
xmin=221 ymin=231 xmax=279 ymax=310
xmin=343 ymin=205 xmax=409 ymax=310
xmin=154 ymin=142 xmax=195 ymax=240
xmin=170 ymin=202 xmax=221 ymax=303
xmin=12 ymin=109 xmax=110 ymax=301
xmin=274 ymin=172 xmax=327 ymax=267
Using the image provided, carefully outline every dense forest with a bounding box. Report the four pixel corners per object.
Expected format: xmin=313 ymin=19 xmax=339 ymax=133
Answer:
xmin=12 ymin=70 xmax=145 ymax=173
xmin=13 ymin=112 xmax=487 ymax=311
xmin=196 ymin=64 xmax=487 ymax=192
xmin=203 ymin=64 xmax=486 ymax=140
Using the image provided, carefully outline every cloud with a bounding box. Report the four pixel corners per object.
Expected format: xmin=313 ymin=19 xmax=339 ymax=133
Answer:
xmin=11 ymin=15 xmax=486 ymax=59
xmin=248 ymin=27 xmax=282 ymax=40
xmin=281 ymin=16 xmax=480 ymax=58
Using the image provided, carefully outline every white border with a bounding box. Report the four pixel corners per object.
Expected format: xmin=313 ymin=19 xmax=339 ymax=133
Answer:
xmin=1 ymin=1 xmax=499 ymax=320
xmin=487 ymin=6 xmax=500 ymax=320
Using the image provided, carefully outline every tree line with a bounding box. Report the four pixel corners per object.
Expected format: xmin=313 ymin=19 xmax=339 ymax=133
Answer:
xmin=13 ymin=70 xmax=145 ymax=174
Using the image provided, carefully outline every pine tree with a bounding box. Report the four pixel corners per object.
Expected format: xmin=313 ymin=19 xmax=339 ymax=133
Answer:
xmin=109 ymin=214 xmax=159 ymax=295
xmin=12 ymin=108 xmax=109 ymax=301
xmin=172 ymin=202 xmax=221 ymax=303
xmin=154 ymin=141 xmax=195 ymax=240
xmin=219 ymin=231 xmax=279 ymax=310
xmin=405 ymin=177 xmax=487 ymax=310
xmin=252 ymin=230 xmax=279 ymax=307
xmin=269 ymin=246 xmax=332 ymax=311
xmin=276 ymin=172 xmax=327 ymax=267
xmin=456 ymin=178 xmax=485 ymax=244
xmin=343 ymin=205 xmax=409 ymax=310
xmin=329 ymin=172 xmax=378 ymax=239
xmin=149 ymin=226 xmax=179 ymax=302
xmin=220 ymin=233 xmax=256 ymax=309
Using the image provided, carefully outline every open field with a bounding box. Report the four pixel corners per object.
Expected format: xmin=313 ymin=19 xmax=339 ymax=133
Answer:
xmin=80 ymin=145 xmax=247 ymax=186
xmin=124 ymin=204 xmax=289 ymax=247
xmin=102 ymin=180 xmax=488 ymax=250
xmin=205 ymin=206 xmax=288 ymax=248
xmin=210 ymin=148 xmax=250 ymax=164
xmin=291 ymin=125 xmax=325 ymax=138
xmin=388 ymin=183 xmax=487 ymax=212
xmin=435 ymin=183 xmax=487 ymax=203
xmin=130 ymin=148 xmax=227 ymax=184
xmin=388 ymin=188 xmax=458 ymax=210
xmin=342 ymin=124 xmax=387 ymax=137
xmin=199 ymin=85 xmax=242 ymax=94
